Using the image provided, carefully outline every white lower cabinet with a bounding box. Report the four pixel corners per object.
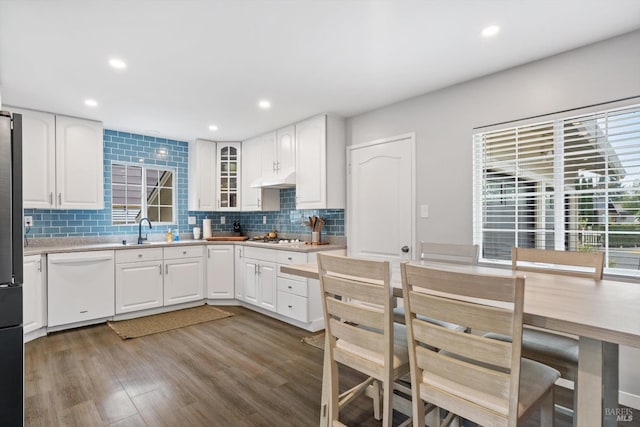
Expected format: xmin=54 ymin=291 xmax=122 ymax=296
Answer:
xmin=234 ymin=245 xmax=244 ymax=300
xmin=243 ymin=247 xmax=277 ymax=312
xmin=205 ymin=245 xmax=235 ymax=299
xmin=163 ymin=246 xmax=204 ymax=306
xmin=23 ymin=254 xmax=45 ymax=339
xmin=115 ymin=248 xmax=164 ymax=314
xmin=47 ymin=251 xmax=115 ymax=327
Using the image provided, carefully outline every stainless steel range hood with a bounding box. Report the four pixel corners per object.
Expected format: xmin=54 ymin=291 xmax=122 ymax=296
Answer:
xmin=250 ymin=168 xmax=296 ymax=189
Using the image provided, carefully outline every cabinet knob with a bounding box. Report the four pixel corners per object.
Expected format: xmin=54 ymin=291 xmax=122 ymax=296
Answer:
xmin=183 ymin=250 xmax=187 ymax=255
xmin=288 ymin=285 xmax=292 ymax=289
xmin=287 ymin=305 xmax=293 ymax=309
xmin=138 ymin=254 xmax=143 ymax=258
xmin=287 ymin=257 xmax=292 ymax=261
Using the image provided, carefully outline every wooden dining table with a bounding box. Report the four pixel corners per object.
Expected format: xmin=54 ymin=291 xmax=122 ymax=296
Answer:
xmin=281 ymin=260 xmax=640 ymax=427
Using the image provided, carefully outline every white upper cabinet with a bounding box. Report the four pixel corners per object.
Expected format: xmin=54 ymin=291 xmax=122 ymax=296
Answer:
xmin=9 ymin=108 xmax=103 ymax=209
xmin=275 ymin=125 xmax=295 ymax=174
xmin=295 ymin=114 xmax=345 ymax=209
xmin=216 ymin=142 xmax=241 ymax=211
xmin=241 ymin=134 xmax=279 ymax=211
xmin=9 ymin=108 xmax=56 ymax=208
xmin=55 ymin=115 xmax=104 ymax=209
xmin=188 ymin=139 xmax=217 ymax=211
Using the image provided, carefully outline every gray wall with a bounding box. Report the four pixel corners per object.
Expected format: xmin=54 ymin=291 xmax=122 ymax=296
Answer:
xmin=346 ymin=29 xmax=640 ymax=408
xmin=347 ymin=29 xmax=640 ymax=245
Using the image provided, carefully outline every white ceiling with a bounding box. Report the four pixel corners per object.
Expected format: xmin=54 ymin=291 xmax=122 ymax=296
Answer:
xmin=1 ymin=0 xmax=639 ymax=142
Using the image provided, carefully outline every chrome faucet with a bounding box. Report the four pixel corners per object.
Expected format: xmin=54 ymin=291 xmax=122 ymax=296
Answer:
xmin=138 ymin=218 xmax=152 ymax=244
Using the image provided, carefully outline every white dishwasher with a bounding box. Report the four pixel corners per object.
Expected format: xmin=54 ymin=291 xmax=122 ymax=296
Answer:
xmin=47 ymin=250 xmax=115 ymax=328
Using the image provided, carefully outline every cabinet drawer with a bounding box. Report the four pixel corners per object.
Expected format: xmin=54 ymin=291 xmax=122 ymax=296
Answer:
xmin=277 ymin=277 xmax=308 ymax=297
xmin=277 ymin=250 xmax=307 ymax=265
xmin=277 ymin=291 xmax=308 ymax=322
xmin=244 ymin=246 xmax=277 ymax=262
xmin=163 ymin=245 xmax=203 ymax=260
xmin=116 ymin=247 xmax=163 ymax=263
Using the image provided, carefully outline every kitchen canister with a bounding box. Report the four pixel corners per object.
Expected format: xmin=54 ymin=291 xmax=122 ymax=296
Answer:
xmin=193 ymin=227 xmax=201 ymax=240
xmin=203 ymin=219 xmax=212 ymax=239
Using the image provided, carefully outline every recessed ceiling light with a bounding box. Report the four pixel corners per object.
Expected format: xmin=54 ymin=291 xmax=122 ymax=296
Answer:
xmin=481 ymin=25 xmax=500 ymax=38
xmin=258 ymin=100 xmax=271 ymax=109
xmin=109 ymin=58 xmax=127 ymax=69
xmin=84 ymin=99 xmax=98 ymax=107
xmin=208 ymin=124 xmax=218 ymax=131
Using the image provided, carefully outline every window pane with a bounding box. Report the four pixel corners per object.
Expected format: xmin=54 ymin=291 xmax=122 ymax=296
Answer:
xmin=160 ymin=188 xmax=172 ymax=205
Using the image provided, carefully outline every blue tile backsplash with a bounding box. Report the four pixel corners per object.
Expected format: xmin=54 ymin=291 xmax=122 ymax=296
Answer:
xmin=25 ymin=129 xmax=344 ymax=239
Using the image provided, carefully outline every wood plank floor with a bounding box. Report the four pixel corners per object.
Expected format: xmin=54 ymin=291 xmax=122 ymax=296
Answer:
xmin=25 ymin=306 xmax=638 ymax=426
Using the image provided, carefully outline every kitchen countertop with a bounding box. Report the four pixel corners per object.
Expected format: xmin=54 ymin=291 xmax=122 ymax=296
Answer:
xmin=24 ymin=239 xmax=346 ymax=256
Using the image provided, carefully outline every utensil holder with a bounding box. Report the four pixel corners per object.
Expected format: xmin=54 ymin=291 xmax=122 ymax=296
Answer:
xmin=311 ymin=231 xmax=320 ymax=243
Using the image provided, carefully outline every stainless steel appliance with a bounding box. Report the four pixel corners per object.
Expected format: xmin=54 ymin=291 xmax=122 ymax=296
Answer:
xmin=0 ymin=110 xmax=23 ymax=426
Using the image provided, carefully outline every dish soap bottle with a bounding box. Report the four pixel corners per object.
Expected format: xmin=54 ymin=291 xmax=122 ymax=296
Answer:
xmin=166 ymin=228 xmax=173 ymax=243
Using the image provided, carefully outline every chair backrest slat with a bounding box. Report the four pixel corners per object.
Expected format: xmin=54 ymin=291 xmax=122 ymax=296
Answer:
xmin=322 ymin=275 xmax=387 ymax=305
xmin=326 ymin=298 xmax=384 ymax=330
xmin=412 ymin=320 xmax=512 ymax=369
xmin=408 ymin=291 xmax=514 ymax=336
xmin=420 ymin=242 xmax=479 ymax=265
xmin=404 ymin=263 xmax=516 ymax=302
xmin=512 ymin=247 xmax=604 ymax=279
xmin=329 ymin=318 xmax=385 ymax=354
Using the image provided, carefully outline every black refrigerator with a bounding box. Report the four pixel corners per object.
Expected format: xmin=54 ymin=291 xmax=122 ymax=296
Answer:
xmin=0 ymin=110 xmax=23 ymax=426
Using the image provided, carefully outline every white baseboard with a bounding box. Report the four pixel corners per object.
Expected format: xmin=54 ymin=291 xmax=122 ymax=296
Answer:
xmin=620 ymin=391 xmax=640 ymax=410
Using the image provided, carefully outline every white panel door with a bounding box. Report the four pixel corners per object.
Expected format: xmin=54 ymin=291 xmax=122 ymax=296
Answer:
xmin=276 ymin=125 xmax=295 ymax=173
xmin=55 ymin=115 xmax=104 ymax=209
xmin=243 ymin=259 xmax=259 ymax=304
xmin=258 ymin=261 xmax=277 ymax=312
xmin=295 ymin=115 xmax=326 ymax=208
xmin=195 ymin=139 xmax=217 ymax=211
xmin=10 ymin=108 xmax=56 ymax=208
xmin=164 ymin=258 xmax=204 ymax=306
xmin=348 ymin=134 xmax=415 ymax=265
xmin=23 ymin=255 xmax=44 ymax=335
xmin=206 ymin=245 xmax=234 ymax=299
xmin=115 ymin=261 xmax=164 ymax=313
xmin=241 ymin=136 xmax=262 ymax=210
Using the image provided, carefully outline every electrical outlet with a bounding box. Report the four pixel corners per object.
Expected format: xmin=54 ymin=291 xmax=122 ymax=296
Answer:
xmin=188 ymin=216 xmax=196 ymax=225
xmin=24 ymin=216 xmax=33 ymax=227
xmin=263 ymin=215 xmax=267 ymax=225
xmin=221 ymin=216 xmax=226 ymax=225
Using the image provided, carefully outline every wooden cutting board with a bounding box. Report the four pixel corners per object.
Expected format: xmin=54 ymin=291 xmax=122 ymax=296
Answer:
xmin=205 ymin=236 xmax=249 ymax=241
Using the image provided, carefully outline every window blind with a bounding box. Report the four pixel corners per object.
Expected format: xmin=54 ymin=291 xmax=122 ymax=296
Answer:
xmin=473 ymin=104 xmax=640 ymax=274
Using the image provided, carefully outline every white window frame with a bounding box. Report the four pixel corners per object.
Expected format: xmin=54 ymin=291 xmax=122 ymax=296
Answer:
xmin=111 ymin=161 xmax=177 ymax=226
xmin=473 ymin=102 xmax=640 ymax=277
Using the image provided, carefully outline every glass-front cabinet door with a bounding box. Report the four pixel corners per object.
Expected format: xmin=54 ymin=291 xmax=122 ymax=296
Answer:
xmin=217 ymin=142 xmax=241 ymax=210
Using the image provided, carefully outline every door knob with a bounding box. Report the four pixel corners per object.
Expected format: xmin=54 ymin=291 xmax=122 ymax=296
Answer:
xmin=401 ymin=246 xmax=410 ymax=253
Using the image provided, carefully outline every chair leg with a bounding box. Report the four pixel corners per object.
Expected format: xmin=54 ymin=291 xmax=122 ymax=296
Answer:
xmin=383 ymin=379 xmax=393 ymax=427
xmin=540 ymin=388 xmax=555 ymax=427
xmin=372 ymin=380 xmax=382 ymax=420
xmin=571 ymin=378 xmax=578 ymax=427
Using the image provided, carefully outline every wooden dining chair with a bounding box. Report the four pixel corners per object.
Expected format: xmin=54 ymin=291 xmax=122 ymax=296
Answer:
xmin=487 ymin=247 xmax=605 ymax=416
xmin=317 ymin=253 xmax=411 ymax=426
xmin=401 ymin=262 xmax=560 ymax=427
xmin=394 ymin=242 xmax=479 ymax=330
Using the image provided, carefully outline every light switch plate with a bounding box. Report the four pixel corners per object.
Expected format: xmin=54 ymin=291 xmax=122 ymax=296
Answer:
xmin=263 ymin=215 xmax=267 ymax=224
xmin=188 ymin=216 xmax=196 ymax=225
xmin=420 ymin=204 xmax=429 ymax=218
xmin=221 ymin=216 xmax=226 ymax=224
